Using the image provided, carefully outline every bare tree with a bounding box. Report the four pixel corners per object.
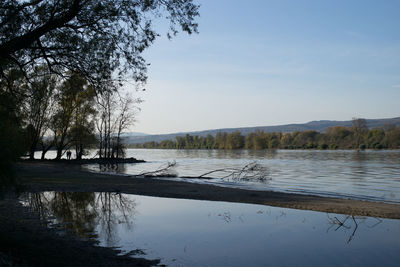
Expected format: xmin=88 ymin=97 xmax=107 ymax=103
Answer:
xmin=96 ymin=90 xmax=141 ymax=159
xmin=113 ymin=93 xmax=142 ymax=159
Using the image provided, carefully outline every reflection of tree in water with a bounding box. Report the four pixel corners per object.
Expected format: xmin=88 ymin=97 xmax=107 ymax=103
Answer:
xmin=246 ymin=149 xmax=277 ymax=160
xmin=51 ymin=192 xmax=98 ymax=239
xmin=26 ymin=192 xmax=136 ymax=246
xmin=351 ymin=151 xmax=368 ymax=179
xmin=95 ymin=192 xmax=136 ymax=246
xmin=26 ymin=192 xmax=98 ymax=239
xmin=26 ymin=192 xmax=53 ymax=221
xmin=326 ymin=214 xmax=382 ymax=243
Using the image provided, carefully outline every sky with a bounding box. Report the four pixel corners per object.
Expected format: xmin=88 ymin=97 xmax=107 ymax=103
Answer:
xmin=128 ymin=0 xmax=400 ymax=134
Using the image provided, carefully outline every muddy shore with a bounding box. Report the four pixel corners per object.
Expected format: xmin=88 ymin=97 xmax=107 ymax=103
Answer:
xmin=15 ymin=161 xmax=400 ymax=219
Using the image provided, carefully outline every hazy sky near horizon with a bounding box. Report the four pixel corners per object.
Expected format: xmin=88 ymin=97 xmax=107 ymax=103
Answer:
xmin=129 ymin=0 xmax=400 ymax=134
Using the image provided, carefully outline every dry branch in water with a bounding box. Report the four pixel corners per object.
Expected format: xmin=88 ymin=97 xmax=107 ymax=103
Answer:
xmin=138 ymin=161 xmax=177 ymax=177
xmin=132 ymin=161 xmax=269 ymax=181
xmin=199 ymin=161 xmax=270 ymax=182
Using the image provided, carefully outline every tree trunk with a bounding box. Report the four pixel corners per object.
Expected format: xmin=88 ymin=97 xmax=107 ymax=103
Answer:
xmin=29 ymin=147 xmax=35 ymax=160
xmin=77 ymin=144 xmax=83 ymax=160
xmin=56 ymin=147 xmax=63 ymax=160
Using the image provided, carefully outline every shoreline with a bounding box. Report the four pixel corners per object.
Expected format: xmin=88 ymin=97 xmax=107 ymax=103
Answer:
xmin=20 ymin=157 xmax=145 ymax=164
xmin=15 ymin=161 xmax=400 ymax=219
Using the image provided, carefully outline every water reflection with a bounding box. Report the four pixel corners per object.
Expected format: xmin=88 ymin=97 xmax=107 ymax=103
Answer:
xmin=21 ymin=192 xmax=400 ymax=267
xmin=24 ymin=192 xmax=136 ymax=246
xmin=326 ymin=214 xmax=382 ymax=244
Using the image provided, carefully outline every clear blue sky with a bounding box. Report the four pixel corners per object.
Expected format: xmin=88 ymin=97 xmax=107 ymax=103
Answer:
xmin=130 ymin=0 xmax=400 ymax=134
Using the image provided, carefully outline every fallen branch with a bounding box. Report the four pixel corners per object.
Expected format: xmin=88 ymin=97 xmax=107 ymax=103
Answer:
xmin=199 ymin=161 xmax=270 ymax=182
xmin=138 ymin=161 xmax=177 ymax=177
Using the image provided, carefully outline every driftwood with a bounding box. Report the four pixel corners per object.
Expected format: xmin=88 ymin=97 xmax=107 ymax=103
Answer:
xmin=138 ymin=161 xmax=178 ymax=177
xmin=198 ymin=161 xmax=270 ymax=182
xmin=133 ymin=161 xmax=270 ymax=182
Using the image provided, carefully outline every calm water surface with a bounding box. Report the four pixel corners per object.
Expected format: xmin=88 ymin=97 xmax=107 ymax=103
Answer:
xmin=37 ymin=149 xmax=400 ymax=203
xmin=21 ymin=192 xmax=400 ymax=267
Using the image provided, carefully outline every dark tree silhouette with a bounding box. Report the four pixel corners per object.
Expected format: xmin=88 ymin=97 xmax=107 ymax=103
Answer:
xmin=0 ymin=0 xmax=199 ymax=86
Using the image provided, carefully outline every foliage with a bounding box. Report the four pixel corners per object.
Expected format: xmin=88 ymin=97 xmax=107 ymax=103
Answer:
xmin=51 ymin=72 xmax=96 ymax=159
xmin=0 ymin=0 xmax=199 ymax=86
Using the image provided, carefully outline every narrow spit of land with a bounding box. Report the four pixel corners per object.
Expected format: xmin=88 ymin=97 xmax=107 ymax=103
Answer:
xmin=16 ymin=161 xmax=400 ymax=219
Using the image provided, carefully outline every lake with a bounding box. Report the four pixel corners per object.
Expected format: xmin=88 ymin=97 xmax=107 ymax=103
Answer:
xmin=37 ymin=149 xmax=400 ymax=203
xmin=21 ymin=192 xmax=400 ymax=267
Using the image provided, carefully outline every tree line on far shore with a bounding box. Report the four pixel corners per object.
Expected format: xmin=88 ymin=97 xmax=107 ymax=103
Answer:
xmin=131 ymin=119 xmax=400 ymax=150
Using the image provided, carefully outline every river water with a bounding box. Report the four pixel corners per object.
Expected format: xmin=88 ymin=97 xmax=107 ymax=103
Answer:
xmin=21 ymin=192 xmax=400 ymax=267
xmin=37 ymin=149 xmax=400 ymax=203
xmin=27 ymin=149 xmax=400 ymax=266
xmin=80 ymin=149 xmax=400 ymax=204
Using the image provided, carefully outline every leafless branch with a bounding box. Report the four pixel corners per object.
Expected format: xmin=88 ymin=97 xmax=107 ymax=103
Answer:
xmin=199 ymin=161 xmax=270 ymax=182
xmin=138 ymin=161 xmax=177 ymax=177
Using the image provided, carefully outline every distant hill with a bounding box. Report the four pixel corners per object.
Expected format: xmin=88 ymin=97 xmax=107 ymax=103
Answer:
xmin=119 ymin=132 xmax=149 ymax=137
xmin=124 ymin=117 xmax=400 ymax=144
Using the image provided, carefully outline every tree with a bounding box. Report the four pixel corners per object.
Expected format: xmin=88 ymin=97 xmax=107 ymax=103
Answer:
xmin=384 ymin=126 xmax=400 ymax=149
xmin=112 ymin=93 xmax=141 ymax=158
xmin=215 ymin=132 xmax=227 ymax=149
xmin=24 ymin=65 xmax=56 ymax=159
xmin=280 ymin=133 xmax=292 ymax=149
xmin=352 ymin=118 xmax=368 ymax=149
xmin=0 ymin=69 xmax=26 ymax=187
xmin=175 ymin=136 xmax=185 ymax=149
xmin=96 ymin=90 xmax=140 ymax=159
xmin=325 ymin=126 xmax=352 ymax=149
xmin=205 ymin=134 xmax=214 ymax=149
xmin=0 ymin=0 xmax=199 ymax=86
xmin=51 ymin=72 xmax=93 ymax=159
xmin=69 ymin=85 xmax=97 ymax=160
xmin=226 ymin=131 xmax=245 ymax=149
xmin=0 ymin=0 xmax=199 ymax=184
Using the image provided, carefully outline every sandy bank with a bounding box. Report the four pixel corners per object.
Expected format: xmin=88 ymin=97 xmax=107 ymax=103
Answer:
xmin=16 ymin=161 xmax=400 ymax=219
